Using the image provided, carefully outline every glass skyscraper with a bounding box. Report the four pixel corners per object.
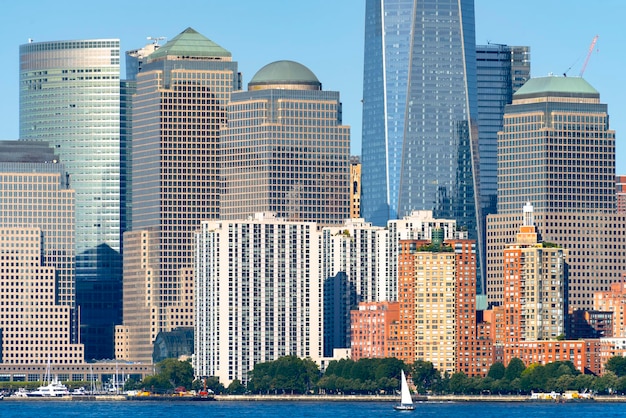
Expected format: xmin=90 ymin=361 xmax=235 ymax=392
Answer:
xmin=361 ymin=0 xmax=481 ymax=287
xmin=19 ymin=39 xmax=122 ymax=358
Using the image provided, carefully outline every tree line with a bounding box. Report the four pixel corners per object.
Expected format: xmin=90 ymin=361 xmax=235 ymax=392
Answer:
xmin=121 ymin=355 xmax=626 ymax=396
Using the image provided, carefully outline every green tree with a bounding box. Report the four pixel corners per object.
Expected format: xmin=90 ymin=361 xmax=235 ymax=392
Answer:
xmin=374 ymin=357 xmax=404 ymax=381
xmin=227 ymin=379 xmax=246 ymax=395
xmin=448 ymin=372 xmax=470 ymax=394
xmin=487 ymin=362 xmax=505 ymax=380
xmin=554 ymin=374 xmax=576 ymax=392
xmin=248 ymin=355 xmax=320 ymax=394
xmin=605 ymin=356 xmax=626 ymax=377
xmin=141 ymin=374 xmax=173 ymax=393
xmin=594 ymin=371 xmax=618 ymax=394
xmin=411 ymin=360 xmax=440 ymax=393
xmin=156 ymin=358 xmax=194 ymax=389
xmin=573 ymin=374 xmax=595 ymax=393
xmin=504 ymin=358 xmax=526 ymax=381
xmin=123 ymin=377 xmax=142 ymax=391
xmin=520 ymin=363 xmax=547 ymax=392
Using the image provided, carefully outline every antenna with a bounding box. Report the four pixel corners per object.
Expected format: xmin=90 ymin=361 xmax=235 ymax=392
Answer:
xmin=579 ymin=35 xmax=599 ymax=77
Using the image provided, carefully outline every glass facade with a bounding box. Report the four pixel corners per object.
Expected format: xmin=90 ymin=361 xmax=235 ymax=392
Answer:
xmin=361 ymin=0 xmax=412 ymax=225
xmin=361 ymin=0 xmax=482 ymax=290
xmin=476 ymin=44 xmax=530 ymax=288
xmin=476 ymin=44 xmax=530 ymax=218
xmin=19 ymin=39 xmax=122 ymax=356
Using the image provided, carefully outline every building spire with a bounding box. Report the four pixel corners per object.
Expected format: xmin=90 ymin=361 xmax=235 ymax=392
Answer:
xmin=523 ymin=202 xmax=534 ymax=227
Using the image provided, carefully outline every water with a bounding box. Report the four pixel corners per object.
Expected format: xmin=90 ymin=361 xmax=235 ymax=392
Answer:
xmin=0 ymin=400 xmax=623 ymax=418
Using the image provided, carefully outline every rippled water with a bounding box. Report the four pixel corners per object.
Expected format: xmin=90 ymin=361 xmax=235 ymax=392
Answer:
xmin=0 ymin=400 xmax=624 ymax=418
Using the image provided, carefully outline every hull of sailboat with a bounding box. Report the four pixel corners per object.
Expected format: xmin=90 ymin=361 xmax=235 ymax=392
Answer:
xmin=394 ymin=404 xmax=415 ymax=411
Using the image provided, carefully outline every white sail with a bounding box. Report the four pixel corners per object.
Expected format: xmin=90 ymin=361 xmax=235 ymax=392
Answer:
xmin=400 ymin=369 xmax=413 ymax=405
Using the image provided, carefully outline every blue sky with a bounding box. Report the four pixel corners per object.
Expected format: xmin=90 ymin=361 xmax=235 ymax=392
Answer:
xmin=1 ymin=1 xmax=624 ymax=171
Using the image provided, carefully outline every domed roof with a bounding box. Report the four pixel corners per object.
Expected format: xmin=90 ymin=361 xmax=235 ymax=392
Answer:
xmin=249 ymin=60 xmax=321 ymax=90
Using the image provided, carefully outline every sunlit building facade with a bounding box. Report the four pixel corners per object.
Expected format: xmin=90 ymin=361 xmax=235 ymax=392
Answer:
xmin=117 ymin=27 xmax=240 ymax=363
xmin=19 ymin=39 xmax=122 ymax=358
xmin=487 ymin=77 xmax=626 ymax=311
xmin=220 ymin=60 xmax=350 ymax=225
xmin=0 ymin=141 xmax=83 ymax=364
xmin=361 ymin=0 xmax=480 ymax=271
xmin=194 ymin=213 xmax=320 ymax=385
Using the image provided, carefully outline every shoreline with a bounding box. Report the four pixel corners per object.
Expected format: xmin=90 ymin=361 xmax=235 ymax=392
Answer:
xmin=3 ymin=394 xmax=626 ymax=403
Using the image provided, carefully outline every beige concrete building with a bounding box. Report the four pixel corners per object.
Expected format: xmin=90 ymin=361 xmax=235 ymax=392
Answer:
xmin=117 ymin=28 xmax=240 ymax=363
xmin=220 ymin=60 xmax=350 ymax=226
xmin=487 ymin=77 xmax=625 ymax=310
xmin=503 ymin=204 xmax=566 ymax=342
xmin=0 ymin=141 xmax=82 ymax=365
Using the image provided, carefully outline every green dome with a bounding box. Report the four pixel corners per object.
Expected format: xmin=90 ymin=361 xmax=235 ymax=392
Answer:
xmin=249 ymin=60 xmax=321 ymax=90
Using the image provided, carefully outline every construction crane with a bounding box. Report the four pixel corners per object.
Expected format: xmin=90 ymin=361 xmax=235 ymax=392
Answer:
xmin=579 ymin=35 xmax=599 ymax=77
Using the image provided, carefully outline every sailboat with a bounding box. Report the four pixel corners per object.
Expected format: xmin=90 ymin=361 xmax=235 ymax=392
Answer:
xmin=393 ymin=369 xmax=415 ymax=411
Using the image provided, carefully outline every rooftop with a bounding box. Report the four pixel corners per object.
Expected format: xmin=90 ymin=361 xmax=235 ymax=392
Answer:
xmin=147 ymin=27 xmax=231 ymax=61
xmin=249 ymin=60 xmax=321 ymax=90
xmin=514 ymin=76 xmax=599 ymax=98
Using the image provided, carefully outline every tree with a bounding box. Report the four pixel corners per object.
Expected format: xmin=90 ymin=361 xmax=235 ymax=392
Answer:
xmin=448 ymin=372 xmax=470 ymax=394
xmin=248 ymin=355 xmax=320 ymax=394
xmin=141 ymin=374 xmax=173 ymax=393
xmin=156 ymin=358 xmax=194 ymax=390
xmin=594 ymin=371 xmax=618 ymax=394
xmin=605 ymin=356 xmax=626 ymax=377
xmin=227 ymin=379 xmax=246 ymax=395
xmin=487 ymin=362 xmax=505 ymax=380
xmin=504 ymin=358 xmax=526 ymax=381
xmin=411 ymin=360 xmax=440 ymax=393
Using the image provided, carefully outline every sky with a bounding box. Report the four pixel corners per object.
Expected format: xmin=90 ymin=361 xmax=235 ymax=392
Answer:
xmin=1 ymin=0 xmax=625 ymax=171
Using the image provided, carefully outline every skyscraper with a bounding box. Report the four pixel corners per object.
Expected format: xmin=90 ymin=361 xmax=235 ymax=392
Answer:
xmin=361 ymin=0 xmax=479 ymax=227
xmin=487 ymin=76 xmax=626 ymax=311
xmin=194 ymin=213 xmax=320 ymax=384
xmin=476 ymin=44 xmax=530 ymax=288
xmin=476 ymin=44 xmax=530 ymax=222
xmin=19 ymin=39 xmax=122 ymax=358
xmin=116 ymin=28 xmax=240 ymax=362
xmin=220 ymin=60 xmax=350 ymax=225
xmin=361 ymin=0 xmax=481 ymax=290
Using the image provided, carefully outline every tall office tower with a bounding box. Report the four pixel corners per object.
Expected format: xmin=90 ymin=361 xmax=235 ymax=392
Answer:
xmin=502 ymin=204 xmax=566 ymax=347
xmin=361 ymin=0 xmax=481 ymax=291
xmin=117 ymin=28 xmax=240 ymax=363
xmin=0 ymin=141 xmax=84 ymax=364
xmin=320 ymin=218 xmax=383 ymax=357
xmin=220 ymin=60 xmax=350 ymax=225
xmin=476 ymin=44 xmax=530 ymax=281
xmin=120 ymin=41 xmax=162 ymax=250
xmin=487 ymin=76 xmax=626 ymax=311
xmin=350 ymin=156 xmax=362 ymax=219
xmin=19 ymin=39 xmax=121 ymax=359
xmin=194 ymin=213 xmax=320 ymax=385
xmin=361 ymin=1 xmax=479 ymax=225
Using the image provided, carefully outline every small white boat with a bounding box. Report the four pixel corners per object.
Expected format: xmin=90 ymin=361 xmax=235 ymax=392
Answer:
xmin=393 ymin=369 xmax=415 ymax=411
